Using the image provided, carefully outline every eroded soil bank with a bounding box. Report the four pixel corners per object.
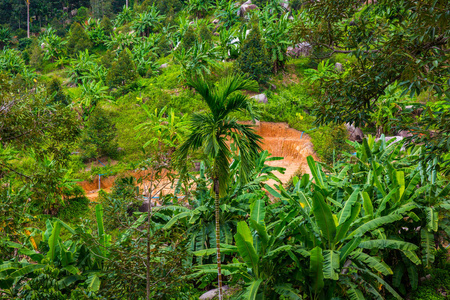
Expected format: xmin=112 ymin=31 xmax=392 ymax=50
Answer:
xmin=79 ymin=122 xmax=318 ymax=199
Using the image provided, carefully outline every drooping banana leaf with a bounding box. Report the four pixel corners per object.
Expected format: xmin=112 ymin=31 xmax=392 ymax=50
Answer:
xmin=309 ymin=246 xmax=324 ymax=293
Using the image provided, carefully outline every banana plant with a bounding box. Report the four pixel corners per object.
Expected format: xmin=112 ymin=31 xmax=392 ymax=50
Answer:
xmin=0 ymin=204 xmax=110 ymax=296
xmin=265 ymin=181 xmax=418 ymax=300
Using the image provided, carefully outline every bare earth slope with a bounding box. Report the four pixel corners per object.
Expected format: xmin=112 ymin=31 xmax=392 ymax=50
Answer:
xmin=244 ymin=121 xmax=318 ymax=184
xmin=81 ymin=122 xmax=317 ymax=199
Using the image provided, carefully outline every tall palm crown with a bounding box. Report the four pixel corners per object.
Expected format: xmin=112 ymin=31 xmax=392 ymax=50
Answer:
xmin=176 ymin=75 xmax=263 ymax=195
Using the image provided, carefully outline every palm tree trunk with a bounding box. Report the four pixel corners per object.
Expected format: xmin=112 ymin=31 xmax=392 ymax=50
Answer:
xmin=27 ymin=2 xmax=30 ymax=38
xmin=214 ymin=178 xmax=223 ymax=300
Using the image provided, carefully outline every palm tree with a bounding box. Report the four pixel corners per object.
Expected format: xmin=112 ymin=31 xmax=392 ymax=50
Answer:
xmin=175 ymin=75 xmax=262 ymax=299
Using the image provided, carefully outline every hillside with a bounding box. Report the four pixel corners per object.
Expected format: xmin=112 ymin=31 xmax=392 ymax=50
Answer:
xmin=1 ymin=0 xmax=449 ymax=299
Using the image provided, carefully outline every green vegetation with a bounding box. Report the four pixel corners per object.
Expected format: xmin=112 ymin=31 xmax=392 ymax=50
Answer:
xmin=0 ymin=0 xmax=449 ymax=299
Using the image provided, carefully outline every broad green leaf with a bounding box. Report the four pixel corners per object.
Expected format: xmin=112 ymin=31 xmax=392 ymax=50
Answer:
xmin=250 ymin=219 xmax=269 ymax=249
xmin=58 ymin=275 xmax=82 ymax=290
xmin=309 ymin=246 xmax=324 ymax=293
xmin=243 ymin=279 xmax=263 ymax=300
xmin=163 ymin=212 xmax=191 ymax=229
xmin=86 ymin=273 xmax=100 ymax=291
xmin=396 ymin=171 xmax=405 ymax=201
xmin=392 ymin=263 xmax=405 ymax=288
xmin=335 ymin=203 xmax=361 ymax=242
xmin=420 ymin=229 xmax=435 ymax=267
xmin=340 ymin=237 xmax=361 ymax=264
xmin=312 ymin=192 xmax=336 ymax=246
xmin=250 ymin=199 xmax=265 ymax=226
xmin=376 ymin=187 xmax=400 ymax=217
xmin=47 ymin=221 xmax=61 ymax=261
xmin=352 ymin=252 xmax=393 ymax=275
xmin=9 ymin=264 xmax=45 ymax=278
xmin=348 ymin=214 xmax=403 ymax=239
xmin=63 ymin=265 xmax=81 ymax=275
xmin=0 ymin=262 xmax=20 ymax=273
xmin=401 ymin=173 xmax=420 ymax=201
xmin=407 ymin=264 xmax=418 ymax=290
xmin=56 ymin=219 xmax=76 ymax=235
xmin=425 ymin=207 xmax=438 ymax=232
xmin=264 ymin=183 xmax=282 ymax=199
xmin=307 ymin=156 xmax=324 ymax=188
xmin=361 ymin=191 xmax=373 ymax=218
xmin=274 ymin=283 xmax=302 ymax=300
xmin=323 ymin=250 xmax=339 ymax=280
xmin=359 ymin=239 xmax=418 ymax=251
xmin=359 ymin=268 xmax=402 ymax=300
xmin=347 ymin=285 xmax=365 ymax=300
xmin=401 ymin=250 xmax=421 ymax=265
xmin=235 ymin=222 xmax=259 ymax=272
xmin=338 ymin=188 xmax=359 ymax=225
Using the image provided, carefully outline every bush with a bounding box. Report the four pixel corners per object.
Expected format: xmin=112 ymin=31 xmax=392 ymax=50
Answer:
xmin=47 ymin=77 xmax=69 ymax=105
xmin=74 ymin=6 xmax=89 ymax=23
xmin=412 ymin=263 xmax=450 ymax=300
xmin=58 ymin=193 xmax=90 ymax=221
xmin=17 ymin=37 xmax=32 ymax=51
xmin=235 ymin=23 xmax=271 ymax=84
xmin=106 ymin=48 xmax=138 ymax=87
xmin=180 ymin=26 xmax=197 ymax=50
xmin=66 ymin=22 xmax=93 ymax=56
xmin=81 ymin=108 xmax=119 ymax=160
xmin=100 ymin=15 xmax=114 ymax=36
xmin=15 ymin=28 xmax=27 ymax=39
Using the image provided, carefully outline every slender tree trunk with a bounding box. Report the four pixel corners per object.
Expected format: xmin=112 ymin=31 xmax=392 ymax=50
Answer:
xmin=146 ymin=178 xmax=153 ymax=300
xmin=27 ymin=3 xmax=30 ymax=38
xmin=376 ymin=125 xmax=382 ymax=139
xmin=126 ymin=0 xmax=129 ymax=8
xmin=214 ymin=178 xmax=223 ymax=300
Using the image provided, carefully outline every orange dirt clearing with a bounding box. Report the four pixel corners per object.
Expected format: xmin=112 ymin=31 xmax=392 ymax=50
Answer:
xmin=79 ymin=122 xmax=318 ymax=200
xmin=244 ymin=121 xmax=318 ymax=185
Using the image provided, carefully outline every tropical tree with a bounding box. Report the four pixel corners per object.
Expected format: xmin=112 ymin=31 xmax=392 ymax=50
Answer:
xmin=78 ymin=79 xmax=111 ymax=119
xmin=291 ymin=0 xmax=450 ymax=166
xmin=187 ymin=0 xmax=213 ymax=18
xmin=260 ymin=12 xmax=292 ymax=73
xmin=132 ymin=5 xmax=165 ymax=37
xmin=173 ymin=42 xmax=221 ymax=81
xmin=114 ymin=5 xmax=134 ymax=27
xmin=0 ymin=26 xmax=11 ymax=50
xmin=175 ymin=75 xmax=263 ymax=299
xmin=214 ymin=0 xmax=240 ymax=29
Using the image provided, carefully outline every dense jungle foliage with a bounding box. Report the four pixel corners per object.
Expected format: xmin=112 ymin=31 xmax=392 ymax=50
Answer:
xmin=1 ymin=0 xmax=449 ymax=299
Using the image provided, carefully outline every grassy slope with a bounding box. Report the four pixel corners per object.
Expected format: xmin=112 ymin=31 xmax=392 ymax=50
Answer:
xmin=42 ymin=53 xmax=348 ymax=183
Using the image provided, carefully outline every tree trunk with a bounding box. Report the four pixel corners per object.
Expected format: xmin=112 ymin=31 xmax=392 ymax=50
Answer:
xmin=27 ymin=3 xmax=30 ymax=38
xmin=376 ymin=125 xmax=382 ymax=139
xmin=126 ymin=0 xmax=129 ymax=8
xmin=214 ymin=178 xmax=223 ymax=300
xmin=145 ymin=172 xmax=158 ymax=300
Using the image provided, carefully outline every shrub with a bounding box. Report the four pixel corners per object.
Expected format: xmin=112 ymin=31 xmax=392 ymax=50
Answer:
xmin=180 ymin=26 xmax=197 ymax=50
xmin=106 ymin=48 xmax=138 ymax=87
xmin=47 ymin=77 xmax=69 ymax=105
xmin=100 ymin=15 xmax=114 ymax=36
xmin=235 ymin=23 xmax=271 ymax=84
xmin=81 ymin=108 xmax=118 ymax=160
xmin=66 ymin=22 xmax=93 ymax=56
xmin=74 ymin=6 xmax=89 ymax=23
xmin=17 ymin=37 xmax=32 ymax=51
xmin=58 ymin=193 xmax=90 ymax=221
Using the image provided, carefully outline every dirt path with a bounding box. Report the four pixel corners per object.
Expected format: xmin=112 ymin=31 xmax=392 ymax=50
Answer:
xmin=80 ymin=122 xmax=317 ymax=200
